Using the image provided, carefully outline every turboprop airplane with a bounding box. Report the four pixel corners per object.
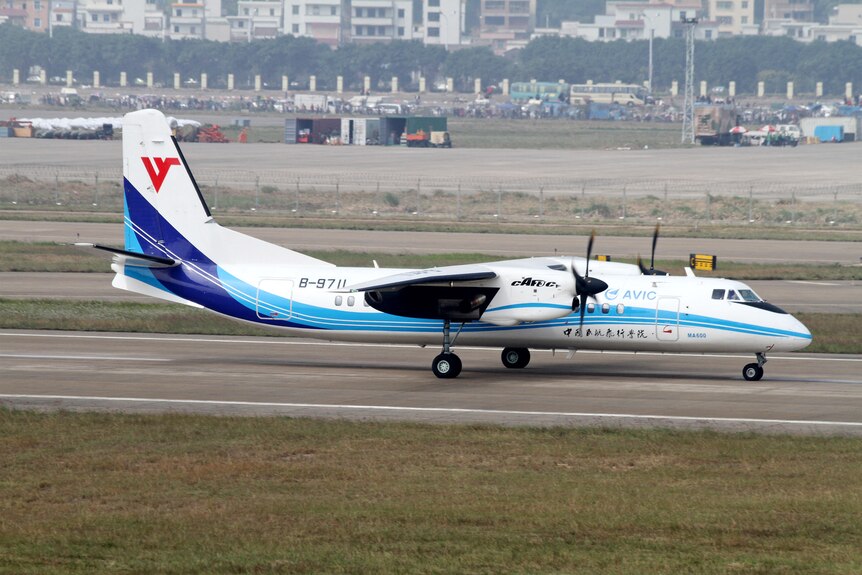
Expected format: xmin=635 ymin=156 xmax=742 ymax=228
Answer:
xmin=82 ymin=109 xmax=812 ymax=380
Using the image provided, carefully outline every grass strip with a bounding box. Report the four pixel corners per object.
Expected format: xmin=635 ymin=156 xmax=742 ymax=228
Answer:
xmin=1 ymin=241 xmax=861 ymax=280
xmin=0 ymin=299 xmax=857 ymax=354
xmin=0 ymin=410 xmax=861 ymax=574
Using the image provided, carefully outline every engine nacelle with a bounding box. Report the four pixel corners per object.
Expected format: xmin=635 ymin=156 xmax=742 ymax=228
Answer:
xmin=481 ymin=304 xmax=574 ymax=326
xmin=479 ymin=266 xmax=576 ymax=326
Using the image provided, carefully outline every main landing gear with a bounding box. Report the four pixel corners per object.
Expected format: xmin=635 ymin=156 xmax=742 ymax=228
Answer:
xmin=431 ymin=321 xmax=533 ymax=378
xmin=501 ymin=347 xmax=531 ymax=369
xmin=742 ymin=352 xmax=767 ymax=381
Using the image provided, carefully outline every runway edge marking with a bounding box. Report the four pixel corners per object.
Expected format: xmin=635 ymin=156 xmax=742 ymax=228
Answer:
xmin=2 ymin=394 xmax=862 ymax=428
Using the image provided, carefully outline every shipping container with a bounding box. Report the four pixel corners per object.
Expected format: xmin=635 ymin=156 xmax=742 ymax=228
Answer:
xmin=380 ymin=116 xmax=407 ymax=145
xmin=379 ymin=116 xmax=448 ymax=145
xmin=405 ymin=116 xmax=447 ymax=135
xmin=800 ymin=117 xmax=859 ymax=142
xmin=341 ymin=118 xmax=381 ymax=145
xmin=285 ymin=118 xmax=342 ymax=144
xmin=813 ymin=125 xmax=844 ymax=143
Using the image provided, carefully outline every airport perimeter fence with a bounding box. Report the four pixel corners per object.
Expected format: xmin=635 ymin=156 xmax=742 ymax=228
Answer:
xmin=2 ymin=166 xmax=862 ymax=228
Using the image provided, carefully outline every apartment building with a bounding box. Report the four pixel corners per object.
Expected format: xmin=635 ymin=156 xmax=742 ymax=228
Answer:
xmin=78 ymin=0 xmax=127 ymax=34
xmin=349 ymin=0 xmax=414 ymax=43
xmin=763 ymin=0 xmax=814 ymax=21
xmin=477 ymin=0 xmax=536 ymax=52
xmin=283 ymin=0 xmax=342 ymax=46
xmin=227 ymin=0 xmax=284 ymax=41
xmin=423 ymin=0 xmax=466 ymax=47
xmin=553 ymin=1 xmax=715 ymax=43
xmin=283 ymin=0 xmax=413 ymax=46
xmin=0 ymin=0 xmax=49 ymax=32
xmin=707 ymin=0 xmax=757 ymax=37
xmin=48 ymin=0 xmax=76 ymax=30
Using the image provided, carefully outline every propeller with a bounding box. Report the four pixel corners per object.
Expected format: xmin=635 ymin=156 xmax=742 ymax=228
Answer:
xmin=637 ymin=224 xmax=669 ymax=276
xmin=572 ymin=230 xmax=609 ymax=330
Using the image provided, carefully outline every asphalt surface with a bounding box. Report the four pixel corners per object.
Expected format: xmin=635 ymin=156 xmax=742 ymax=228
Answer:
xmin=1 ymin=272 xmax=858 ymax=314
xmin=3 ymin=219 xmax=862 ymax=265
xmin=2 ymin=135 xmax=862 ymax=196
xmin=2 ymin=330 xmax=861 ymax=435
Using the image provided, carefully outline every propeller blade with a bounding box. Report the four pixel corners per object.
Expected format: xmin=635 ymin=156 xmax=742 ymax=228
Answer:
xmin=579 ymin=294 xmax=586 ymax=330
xmin=637 ymin=225 xmax=668 ymax=276
xmin=585 ymin=230 xmax=595 ymax=278
xmin=637 ymin=254 xmax=649 ymax=275
xmin=650 ymin=224 xmax=660 ymax=272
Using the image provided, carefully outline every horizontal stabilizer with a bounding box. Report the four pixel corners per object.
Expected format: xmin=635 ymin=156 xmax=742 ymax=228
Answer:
xmin=76 ymin=243 xmax=178 ymax=268
xmin=346 ymin=264 xmax=496 ymax=292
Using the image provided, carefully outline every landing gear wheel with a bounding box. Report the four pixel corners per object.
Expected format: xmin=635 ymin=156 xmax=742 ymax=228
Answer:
xmin=501 ymin=347 xmax=531 ymax=369
xmin=432 ymin=353 xmax=462 ymax=379
xmin=742 ymin=363 xmax=764 ymax=381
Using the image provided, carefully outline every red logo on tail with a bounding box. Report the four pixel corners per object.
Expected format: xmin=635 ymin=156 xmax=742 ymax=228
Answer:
xmin=141 ymin=157 xmax=181 ymax=192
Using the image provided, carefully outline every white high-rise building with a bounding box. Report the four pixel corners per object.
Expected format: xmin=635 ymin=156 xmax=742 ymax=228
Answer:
xmin=227 ymin=0 xmax=284 ymax=41
xmin=423 ymin=0 xmax=465 ymax=47
xmin=283 ymin=0 xmax=414 ymax=47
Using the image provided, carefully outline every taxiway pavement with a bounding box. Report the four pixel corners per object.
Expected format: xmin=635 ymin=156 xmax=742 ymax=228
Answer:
xmin=3 ymin=220 xmax=861 ymax=265
xmin=2 ymin=330 xmax=861 ymax=435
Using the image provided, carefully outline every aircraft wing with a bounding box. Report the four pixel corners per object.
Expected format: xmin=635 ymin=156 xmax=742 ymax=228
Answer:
xmin=345 ymin=264 xmax=497 ymax=292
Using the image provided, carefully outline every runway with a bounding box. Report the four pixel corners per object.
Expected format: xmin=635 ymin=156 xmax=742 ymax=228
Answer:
xmin=2 ymin=272 xmax=859 ymax=313
xmin=2 ymin=330 xmax=861 ymax=435
xmin=3 ymin=219 xmax=862 ymax=265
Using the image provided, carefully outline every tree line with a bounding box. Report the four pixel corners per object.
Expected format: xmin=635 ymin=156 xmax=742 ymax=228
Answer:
xmin=2 ymin=23 xmax=862 ymax=96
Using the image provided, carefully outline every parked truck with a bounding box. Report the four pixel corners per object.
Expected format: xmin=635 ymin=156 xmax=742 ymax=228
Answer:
xmin=694 ymin=104 xmax=737 ymax=146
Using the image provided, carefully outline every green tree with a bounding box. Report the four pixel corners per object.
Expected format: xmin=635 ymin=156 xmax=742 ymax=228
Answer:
xmin=443 ymin=46 xmax=511 ymax=92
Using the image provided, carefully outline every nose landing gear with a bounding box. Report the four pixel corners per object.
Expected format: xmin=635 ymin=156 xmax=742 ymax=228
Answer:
xmin=432 ymin=319 xmax=462 ymax=379
xmin=742 ymin=352 xmax=767 ymax=381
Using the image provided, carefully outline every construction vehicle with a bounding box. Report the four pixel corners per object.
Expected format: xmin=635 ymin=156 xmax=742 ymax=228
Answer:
xmin=197 ymin=124 xmax=228 ymax=143
xmin=695 ymin=104 xmax=737 ymax=146
xmin=175 ymin=123 xmax=228 ymax=143
xmin=405 ymin=129 xmax=430 ymax=147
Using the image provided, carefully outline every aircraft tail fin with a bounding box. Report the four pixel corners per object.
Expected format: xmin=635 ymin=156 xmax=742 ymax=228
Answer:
xmin=121 ymin=109 xmax=331 ymax=268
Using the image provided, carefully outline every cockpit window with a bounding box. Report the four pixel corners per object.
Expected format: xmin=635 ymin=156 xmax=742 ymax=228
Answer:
xmin=712 ymin=289 xmax=725 ymax=300
xmin=727 ymin=290 xmax=739 ymax=301
xmin=738 ymin=289 xmax=760 ymax=302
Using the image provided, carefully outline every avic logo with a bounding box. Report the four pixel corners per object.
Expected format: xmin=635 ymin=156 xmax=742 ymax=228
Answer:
xmin=141 ymin=157 xmax=180 ymax=193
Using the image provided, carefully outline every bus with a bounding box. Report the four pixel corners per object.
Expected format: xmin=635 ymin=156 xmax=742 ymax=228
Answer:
xmin=509 ymin=81 xmax=570 ymax=103
xmin=569 ymin=83 xmax=649 ymax=106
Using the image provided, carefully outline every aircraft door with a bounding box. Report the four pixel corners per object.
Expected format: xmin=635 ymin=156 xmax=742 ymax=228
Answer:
xmin=655 ymin=296 xmax=680 ymax=341
xmin=256 ymin=279 xmax=293 ymax=320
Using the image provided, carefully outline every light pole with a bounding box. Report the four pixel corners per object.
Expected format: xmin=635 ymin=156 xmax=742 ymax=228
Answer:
xmin=642 ymin=10 xmax=656 ymax=93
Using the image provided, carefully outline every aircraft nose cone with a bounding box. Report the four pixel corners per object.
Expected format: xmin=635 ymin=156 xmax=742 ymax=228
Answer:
xmin=788 ymin=315 xmax=812 ymax=351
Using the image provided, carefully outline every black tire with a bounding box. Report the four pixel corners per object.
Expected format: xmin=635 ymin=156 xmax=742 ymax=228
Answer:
xmin=501 ymin=347 xmax=530 ymax=369
xmin=742 ymin=363 xmax=764 ymax=381
xmin=432 ymin=353 xmax=462 ymax=379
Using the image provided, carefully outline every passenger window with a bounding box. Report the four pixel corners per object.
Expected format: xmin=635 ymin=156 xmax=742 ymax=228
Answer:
xmin=712 ymin=289 xmax=725 ymax=300
xmin=601 ymin=303 xmax=610 ymax=314
xmin=335 ymin=296 xmax=343 ymax=306
xmin=727 ymin=290 xmax=738 ymax=301
xmin=617 ymin=304 xmax=625 ymax=315
xmin=347 ymin=296 xmax=355 ymax=307
xmin=587 ymin=303 xmax=595 ymax=313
